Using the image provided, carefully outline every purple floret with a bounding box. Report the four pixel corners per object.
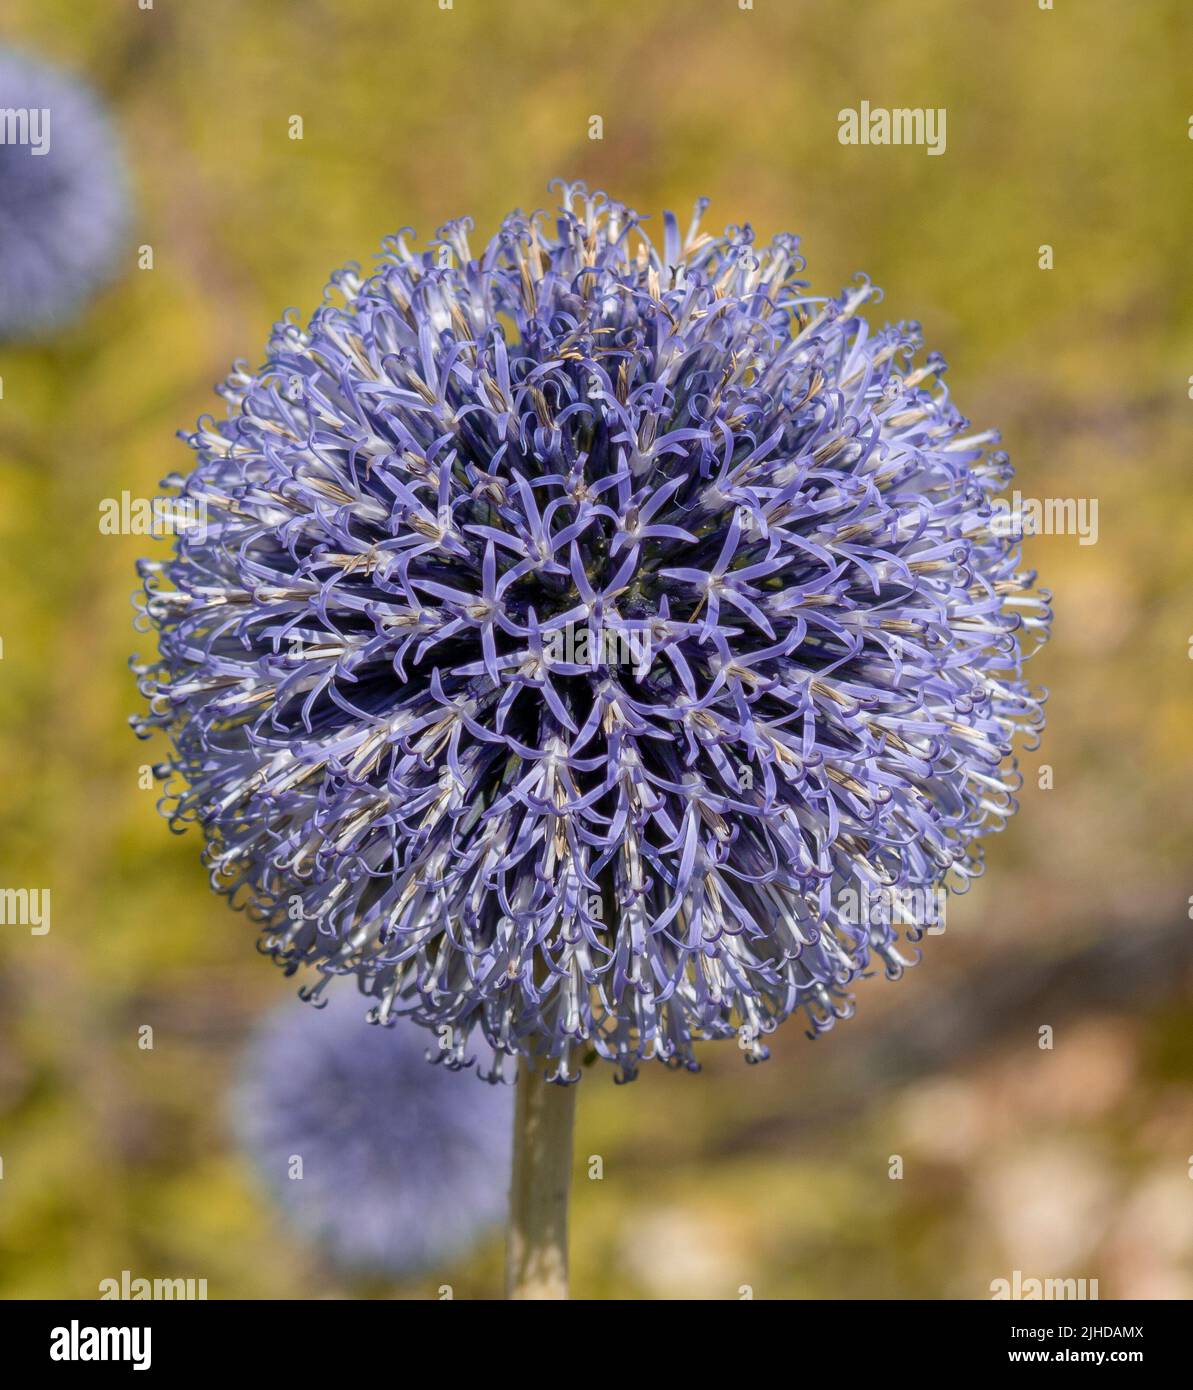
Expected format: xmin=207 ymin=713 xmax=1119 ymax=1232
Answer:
xmin=231 ymin=992 xmax=512 ymax=1275
xmin=135 ymin=182 xmax=1049 ymax=1082
xmin=0 ymin=47 xmax=128 ymax=339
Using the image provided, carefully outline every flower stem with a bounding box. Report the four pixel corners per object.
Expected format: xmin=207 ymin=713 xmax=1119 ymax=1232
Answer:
xmin=505 ymin=1058 xmax=577 ymax=1299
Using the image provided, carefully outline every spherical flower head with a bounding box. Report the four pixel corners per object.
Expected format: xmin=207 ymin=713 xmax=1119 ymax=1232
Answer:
xmin=231 ymin=993 xmax=512 ymax=1275
xmin=0 ymin=47 xmax=129 ymax=340
xmin=134 ymin=182 xmax=1049 ymax=1084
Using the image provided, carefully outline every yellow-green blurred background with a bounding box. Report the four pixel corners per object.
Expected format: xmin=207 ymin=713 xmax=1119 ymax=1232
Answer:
xmin=1 ymin=0 xmax=1191 ymax=1299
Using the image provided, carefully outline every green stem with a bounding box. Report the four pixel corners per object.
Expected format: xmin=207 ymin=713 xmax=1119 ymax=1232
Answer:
xmin=505 ymin=1058 xmax=577 ymax=1299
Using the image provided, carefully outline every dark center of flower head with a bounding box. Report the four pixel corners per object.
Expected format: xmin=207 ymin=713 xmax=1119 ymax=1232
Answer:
xmin=134 ymin=181 xmax=1049 ymax=1083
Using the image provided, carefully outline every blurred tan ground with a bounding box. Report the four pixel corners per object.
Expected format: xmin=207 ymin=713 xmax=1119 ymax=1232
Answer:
xmin=0 ymin=0 xmax=1190 ymax=1299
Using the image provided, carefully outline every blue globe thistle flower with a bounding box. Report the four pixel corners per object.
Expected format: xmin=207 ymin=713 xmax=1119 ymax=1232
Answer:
xmin=231 ymin=993 xmax=512 ymax=1275
xmin=0 ymin=47 xmax=128 ymax=340
xmin=134 ymin=182 xmax=1049 ymax=1083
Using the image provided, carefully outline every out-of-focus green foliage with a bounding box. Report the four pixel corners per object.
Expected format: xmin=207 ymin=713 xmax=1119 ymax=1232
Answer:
xmin=1 ymin=0 xmax=1191 ymax=1299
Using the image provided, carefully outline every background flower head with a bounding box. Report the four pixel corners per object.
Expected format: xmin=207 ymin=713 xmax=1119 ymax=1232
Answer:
xmin=0 ymin=46 xmax=128 ymax=340
xmin=231 ymin=992 xmax=512 ymax=1276
xmin=135 ymin=182 xmax=1049 ymax=1083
